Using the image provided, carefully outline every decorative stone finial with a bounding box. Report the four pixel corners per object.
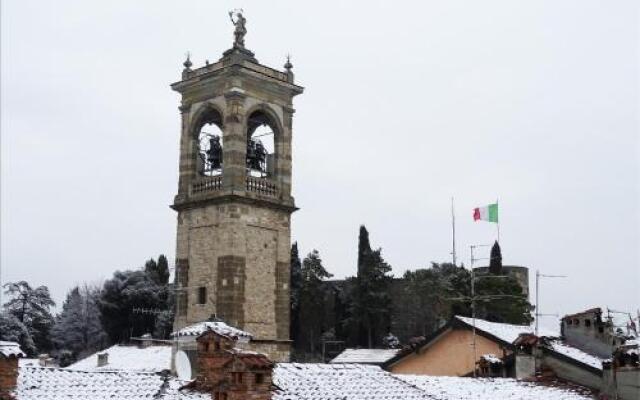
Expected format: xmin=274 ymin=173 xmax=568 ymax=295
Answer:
xmin=284 ymin=54 xmax=293 ymax=71
xmin=229 ymin=9 xmax=247 ymax=49
xmin=183 ymin=52 xmax=192 ymax=70
xmin=284 ymin=54 xmax=294 ymax=83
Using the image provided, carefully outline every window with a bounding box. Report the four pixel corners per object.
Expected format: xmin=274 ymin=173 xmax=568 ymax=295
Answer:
xmin=574 ymin=319 xmax=580 ymax=326
xmin=198 ymin=287 xmax=207 ymax=305
xmin=598 ymin=326 xmax=604 ymax=333
xmin=255 ymin=373 xmax=264 ymax=384
xmin=567 ymin=320 xmax=573 ymax=325
xmin=585 ymin=319 xmax=591 ymax=328
xmin=232 ymin=372 xmax=243 ymax=384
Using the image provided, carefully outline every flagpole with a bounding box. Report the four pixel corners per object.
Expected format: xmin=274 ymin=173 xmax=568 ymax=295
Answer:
xmin=496 ymin=198 xmax=500 ymax=243
xmin=451 ymin=197 xmax=457 ymax=266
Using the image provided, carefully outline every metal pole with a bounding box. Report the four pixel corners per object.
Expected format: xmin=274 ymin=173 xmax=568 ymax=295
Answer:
xmin=452 ymin=197 xmax=457 ymax=266
xmin=470 ymin=246 xmax=477 ymax=377
xmin=496 ymin=198 xmax=500 ymax=243
xmin=535 ymin=270 xmax=540 ymax=337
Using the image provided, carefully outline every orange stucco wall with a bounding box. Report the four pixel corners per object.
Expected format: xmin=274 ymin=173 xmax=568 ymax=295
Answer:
xmin=389 ymin=328 xmax=509 ymax=376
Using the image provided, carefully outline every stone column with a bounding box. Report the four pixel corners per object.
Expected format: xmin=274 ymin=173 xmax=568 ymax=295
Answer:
xmin=277 ymin=105 xmax=295 ymax=200
xmin=223 ymin=89 xmax=247 ymax=191
xmin=176 ymin=103 xmax=194 ymax=201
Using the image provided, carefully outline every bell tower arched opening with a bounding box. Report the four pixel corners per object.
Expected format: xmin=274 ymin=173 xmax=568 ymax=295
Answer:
xmin=246 ymin=110 xmax=276 ymax=179
xmin=194 ymin=108 xmax=224 ymax=177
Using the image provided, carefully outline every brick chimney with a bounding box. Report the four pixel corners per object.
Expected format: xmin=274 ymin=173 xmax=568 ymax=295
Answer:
xmin=0 ymin=342 xmax=25 ymax=400
xmin=97 ymin=352 xmax=109 ymax=368
xmin=195 ymin=330 xmax=273 ymax=400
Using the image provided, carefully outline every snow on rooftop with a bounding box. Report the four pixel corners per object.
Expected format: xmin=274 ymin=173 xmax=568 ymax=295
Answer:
xmin=330 ymin=348 xmax=399 ymax=364
xmin=547 ymin=339 xmax=604 ymax=370
xmin=68 ymin=344 xmax=171 ymax=372
xmin=16 ymin=367 xmax=166 ymax=399
xmin=172 ymin=320 xmax=253 ymax=340
xmin=455 ymin=316 xmax=558 ymax=344
xmin=398 ymin=375 xmax=594 ymax=400
xmin=0 ymin=341 xmax=25 ymax=358
xmin=273 ymin=363 xmax=429 ymax=400
xmin=14 ymin=367 xmax=211 ymax=400
xmin=480 ymin=354 xmax=502 ymax=364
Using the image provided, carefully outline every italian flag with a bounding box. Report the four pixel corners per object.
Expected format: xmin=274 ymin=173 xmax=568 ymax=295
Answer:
xmin=473 ymin=203 xmax=498 ymax=223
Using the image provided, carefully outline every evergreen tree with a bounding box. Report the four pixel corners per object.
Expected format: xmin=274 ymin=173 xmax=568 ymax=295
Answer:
xmin=51 ymin=287 xmax=85 ymax=357
xmin=156 ymin=255 xmax=171 ymax=285
xmin=298 ymin=249 xmax=333 ymax=354
xmin=474 ymin=275 xmax=532 ymax=324
xmin=489 ymin=241 xmax=503 ymax=274
xmin=98 ymin=269 xmax=168 ymax=343
xmin=3 ymin=281 xmax=55 ymax=353
xmin=289 ymin=242 xmax=303 ymax=347
xmin=144 ymin=255 xmax=170 ymax=286
xmin=348 ymin=226 xmax=393 ymax=348
xmin=0 ymin=312 xmax=36 ymax=356
xmin=98 ymin=254 xmax=174 ymax=344
xmin=50 ymin=285 xmax=107 ymax=363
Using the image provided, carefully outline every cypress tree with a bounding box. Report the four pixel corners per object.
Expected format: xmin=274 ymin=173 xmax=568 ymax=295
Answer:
xmin=290 ymin=242 xmax=303 ymax=348
xmin=489 ymin=241 xmax=503 ymax=274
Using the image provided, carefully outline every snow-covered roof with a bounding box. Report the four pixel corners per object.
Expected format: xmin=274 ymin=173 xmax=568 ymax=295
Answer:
xmin=455 ymin=316 xmax=558 ymax=344
xmin=68 ymin=344 xmax=171 ymax=372
xmin=16 ymin=367 xmax=165 ymax=399
xmin=398 ymin=375 xmax=594 ymax=400
xmin=0 ymin=341 xmax=25 ymax=358
xmin=172 ymin=321 xmax=253 ymax=340
xmin=273 ymin=363 xmax=429 ymax=400
xmin=546 ymin=339 xmax=604 ymax=370
xmin=330 ymin=348 xmax=400 ymax=364
xmin=14 ymin=367 xmax=209 ymax=400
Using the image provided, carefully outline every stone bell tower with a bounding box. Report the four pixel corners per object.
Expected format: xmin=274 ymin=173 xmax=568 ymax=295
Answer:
xmin=171 ymin=12 xmax=303 ymax=361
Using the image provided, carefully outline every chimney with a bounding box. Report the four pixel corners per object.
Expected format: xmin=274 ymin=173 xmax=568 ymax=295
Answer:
xmin=97 ymin=352 xmax=109 ymax=368
xmin=38 ymin=354 xmax=52 ymax=367
xmin=139 ymin=333 xmax=153 ymax=349
xmin=195 ymin=330 xmax=273 ymax=400
xmin=0 ymin=342 xmax=25 ymax=399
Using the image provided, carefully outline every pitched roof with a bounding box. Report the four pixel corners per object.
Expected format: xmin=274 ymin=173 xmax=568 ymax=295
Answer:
xmin=68 ymin=344 xmax=171 ymax=372
xmin=544 ymin=339 xmax=604 ymax=370
xmin=172 ymin=321 xmax=252 ymax=340
xmin=454 ymin=316 xmax=558 ymax=344
xmin=384 ymin=316 xmax=559 ymax=368
xmin=0 ymin=341 xmax=25 ymax=358
xmin=273 ymin=363 xmax=431 ymax=400
xmin=330 ymin=348 xmax=400 ymax=364
xmin=397 ymin=375 xmax=594 ymax=400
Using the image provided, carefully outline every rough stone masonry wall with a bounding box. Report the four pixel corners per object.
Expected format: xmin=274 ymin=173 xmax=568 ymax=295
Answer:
xmin=175 ymin=201 xmax=291 ymax=344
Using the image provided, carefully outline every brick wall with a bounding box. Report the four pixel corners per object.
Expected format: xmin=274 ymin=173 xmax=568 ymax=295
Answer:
xmin=0 ymin=357 xmax=18 ymax=400
xmin=195 ymin=331 xmax=274 ymax=400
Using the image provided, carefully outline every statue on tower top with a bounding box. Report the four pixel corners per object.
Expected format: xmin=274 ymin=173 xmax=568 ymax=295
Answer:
xmin=229 ymin=10 xmax=247 ymax=49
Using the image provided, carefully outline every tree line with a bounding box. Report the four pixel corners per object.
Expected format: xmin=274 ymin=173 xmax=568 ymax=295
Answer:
xmin=0 ymin=225 xmax=532 ymax=365
xmin=0 ymin=255 xmax=173 ymax=366
xmin=289 ymin=225 xmax=532 ymax=360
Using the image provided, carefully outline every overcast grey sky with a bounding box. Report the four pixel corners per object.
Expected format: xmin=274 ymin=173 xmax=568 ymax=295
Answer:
xmin=1 ymin=1 xmax=638 ymax=329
